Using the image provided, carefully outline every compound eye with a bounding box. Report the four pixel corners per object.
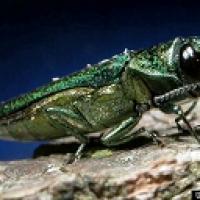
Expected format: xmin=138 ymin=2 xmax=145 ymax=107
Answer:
xmin=180 ymin=44 xmax=200 ymax=80
xmin=182 ymin=45 xmax=195 ymax=60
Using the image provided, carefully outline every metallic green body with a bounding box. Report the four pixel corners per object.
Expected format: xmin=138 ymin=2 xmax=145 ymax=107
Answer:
xmin=0 ymin=36 xmax=200 ymax=147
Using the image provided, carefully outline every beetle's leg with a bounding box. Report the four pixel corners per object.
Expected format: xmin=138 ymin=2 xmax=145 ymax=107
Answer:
xmin=175 ymin=100 xmax=197 ymax=131
xmin=45 ymin=107 xmax=92 ymax=160
xmin=101 ymin=102 xmax=158 ymax=146
xmin=182 ymin=100 xmax=197 ymax=117
xmin=101 ymin=116 xmax=163 ymax=147
xmin=101 ymin=116 xmax=140 ymax=146
xmin=156 ymin=102 xmax=200 ymax=143
xmin=150 ymin=100 xmax=197 ymax=126
xmin=101 ymin=102 xmax=149 ymax=146
xmin=145 ymin=130 xmax=165 ymax=146
xmin=173 ymin=105 xmax=200 ymax=143
xmin=153 ymin=85 xmax=200 ymax=143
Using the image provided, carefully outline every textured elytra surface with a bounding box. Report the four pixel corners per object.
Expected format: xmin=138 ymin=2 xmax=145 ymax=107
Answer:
xmin=0 ymin=53 xmax=129 ymax=118
xmin=0 ymin=99 xmax=200 ymax=199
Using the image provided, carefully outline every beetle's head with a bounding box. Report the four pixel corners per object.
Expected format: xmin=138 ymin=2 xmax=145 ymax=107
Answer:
xmin=176 ymin=36 xmax=200 ymax=84
xmin=126 ymin=36 xmax=200 ymax=95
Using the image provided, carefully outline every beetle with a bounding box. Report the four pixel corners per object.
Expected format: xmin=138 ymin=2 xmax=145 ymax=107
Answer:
xmin=0 ymin=36 xmax=200 ymax=159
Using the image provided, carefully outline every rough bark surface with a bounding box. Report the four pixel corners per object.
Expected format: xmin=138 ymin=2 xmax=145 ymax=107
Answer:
xmin=0 ymin=99 xmax=200 ymax=200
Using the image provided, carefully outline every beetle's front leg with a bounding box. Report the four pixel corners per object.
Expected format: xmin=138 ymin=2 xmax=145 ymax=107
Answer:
xmin=174 ymin=105 xmax=200 ymax=143
xmin=175 ymin=100 xmax=197 ymax=132
xmin=156 ymin=102 xmax=200 ymax=143
xmin=153 ymin=84 xmax=200 ymax=143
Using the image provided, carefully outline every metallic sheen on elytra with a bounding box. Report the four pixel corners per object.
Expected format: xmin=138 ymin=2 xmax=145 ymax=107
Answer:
xmin=1 ymin=36 xmax=200 ymax=157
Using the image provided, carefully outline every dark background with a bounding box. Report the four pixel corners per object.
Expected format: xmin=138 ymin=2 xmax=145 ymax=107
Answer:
xmin=0 ymin=0 xmax=200 ymax=160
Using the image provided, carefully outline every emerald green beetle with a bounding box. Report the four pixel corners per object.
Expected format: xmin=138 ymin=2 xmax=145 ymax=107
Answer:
xmin=0 ymin=36 xmax=200 ymax=159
